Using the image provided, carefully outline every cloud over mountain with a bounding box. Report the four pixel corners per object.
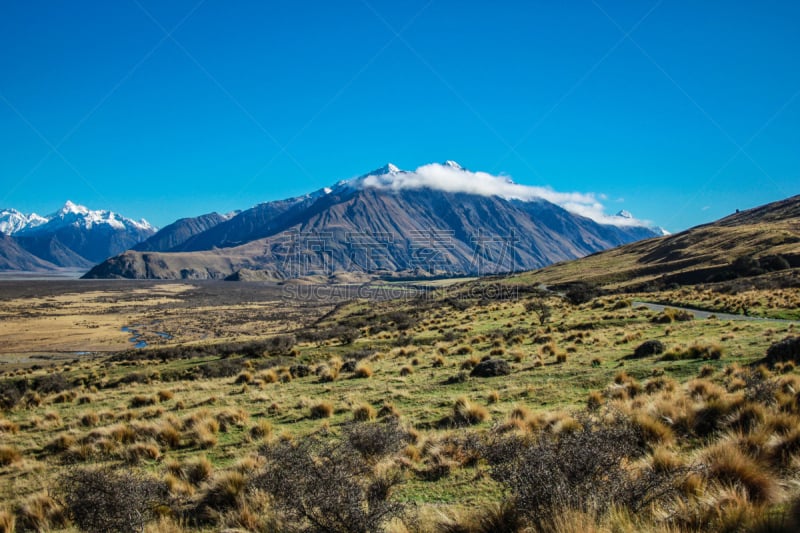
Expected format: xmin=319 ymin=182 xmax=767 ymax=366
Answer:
xmin=355 ymin=162 xmax=648 ymax=228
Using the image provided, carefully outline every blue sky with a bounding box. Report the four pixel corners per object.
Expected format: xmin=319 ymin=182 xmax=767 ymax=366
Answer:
xmin=1 ymin=0 xmax=798 ymax=232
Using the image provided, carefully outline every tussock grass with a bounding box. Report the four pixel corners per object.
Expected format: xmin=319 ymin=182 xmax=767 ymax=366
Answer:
xmin=2 ymin=281 xmax=798 ymax=531
xmin=352 ymin=403 xmax=377 ymax=421
xmin=0 ymin=446 xmax=22 ymax=467
xmin=0 ymin=509 xmax=14 ymax=533
xmin=703 ymin=442 xmax=780 ymax=504
xmin=310 ymin=401 xmax=334 ymax=419
xmin=353 ymin=361 xmax=373 ymax=378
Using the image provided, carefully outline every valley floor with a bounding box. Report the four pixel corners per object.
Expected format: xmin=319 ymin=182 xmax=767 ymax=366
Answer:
xmin=1 ymin=279 xmax=799 ymax=532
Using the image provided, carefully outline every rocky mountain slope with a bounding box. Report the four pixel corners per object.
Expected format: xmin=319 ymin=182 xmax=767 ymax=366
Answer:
xmin=84 ymin=163 xmax=660 ymax=280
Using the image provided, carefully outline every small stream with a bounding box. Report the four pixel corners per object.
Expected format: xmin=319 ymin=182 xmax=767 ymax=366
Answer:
xmin=121 ymin=324 xmax=173 ymax=349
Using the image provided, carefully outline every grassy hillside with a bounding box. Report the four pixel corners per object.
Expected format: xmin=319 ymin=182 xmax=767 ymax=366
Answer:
xmin=507 ymin=194 xmax=800 ymax=291
xmin=1 ymin=279 xmax=799 ymax=532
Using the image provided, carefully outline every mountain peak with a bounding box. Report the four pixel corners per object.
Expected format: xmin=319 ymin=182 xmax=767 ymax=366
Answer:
xmin=443 ymin=160 xmax=462 ymax=170
xmin=0 ymin=208 xmax=47 ymax=235
xmin=60 ymin=200 xmax=89 ymax=215
xmin=615 ymin=209 xmax=633 ymax=219
xmin=374 ymin=163 xmax=401 ymax=175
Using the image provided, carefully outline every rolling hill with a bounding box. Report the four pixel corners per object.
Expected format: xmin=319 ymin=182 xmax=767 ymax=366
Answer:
xmin=505 ymin=194 xmax=800 ymax=290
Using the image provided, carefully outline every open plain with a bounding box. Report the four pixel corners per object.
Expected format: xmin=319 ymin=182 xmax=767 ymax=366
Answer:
xmin=1 ymin=274 xmax=799 ymax=532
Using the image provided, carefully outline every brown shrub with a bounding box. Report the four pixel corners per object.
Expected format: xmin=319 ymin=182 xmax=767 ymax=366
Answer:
xmin=234 ymin=371 xmax=253 ymax=384
xmin=310 ymin=401 xmax=334 ymax=419
xmin=185 ymin=456 xmax=214 ymax=485
xmin=0 ymin=509 xmax=14 ymax=533
xmin=587 ymin=391 xmax=604 ymax=411
xmin=130 ymin=395 xmax=157 ymax=408
xmin=63 ymin=467 xmax=167 ymax=533
xmin=632 ymin=412 xmax=674 ymax=445
xmin=0 ymin=419 xmax=19 ymax=434
xmin=353 ymin=362 xmax=373 ymax=378
xmin=16 ymin=492 xmax=68 ymax=532
xmin=249 ymin=420 xmax=273 ymax=440
xmin=123 ymin=442 xmax=162 ymax=464
xmin=215 ymin=408 xmax=248 ymax=432
xmin=194 ymin=470 xmax=247 ymax=520
xmin=0 ymin=445 xmax=22 ymax=466
xmin=81 ymin=411 xmax=100 ymax=427
xmin=352 ymin=403 xmax=377 ymax=422
xmin=157 ymin=390 xmax=174 ymax=402
xmin=256 ymin=368 xmax=278 ymax=384
xmin=768 ymin=427 xmax=800 ymax=468
xmin=45 ymin=432 xmax=77 ymax=453
xmin=704 ymin=442 xmax=779 ymax=504
xmin=443 ymin=397 xmax=490 ymax=427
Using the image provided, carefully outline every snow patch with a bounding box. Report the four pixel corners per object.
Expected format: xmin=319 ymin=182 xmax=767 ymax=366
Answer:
xmin=349 ymin=162 xmax=653 ymax=228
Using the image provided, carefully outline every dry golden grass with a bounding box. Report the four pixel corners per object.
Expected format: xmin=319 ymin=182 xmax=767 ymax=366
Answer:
xmin=309 ymin=400 xmax=334 ymax=419
xmin=1 ymin=277 xmax=798 ymax=532
xmin=352 ymin=403 xmax=377 ymax=422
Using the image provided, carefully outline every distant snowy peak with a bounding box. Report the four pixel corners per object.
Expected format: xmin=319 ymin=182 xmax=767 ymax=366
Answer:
xmin=344 ymin=161 xmax=657 ymax=229
xmin=0 ymin=208 xmax=47 ymax=235
xmin=58 ymin=200 xmax=90 ymax=216
xmin=2 ymin=201 xmax=155 ymax=236
xmin=43 ymin=201 xmax=154 ymax=233
xmin=366 ymin=162 xmax=403 ymax=177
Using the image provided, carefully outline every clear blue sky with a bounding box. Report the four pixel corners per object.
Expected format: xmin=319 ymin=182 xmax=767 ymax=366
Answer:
xmin=1 ymin=0 xmax=798 ymax=232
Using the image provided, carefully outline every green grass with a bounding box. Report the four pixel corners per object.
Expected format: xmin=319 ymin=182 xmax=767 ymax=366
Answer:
xmin=1 ymin=283 xmax=797 ymax=531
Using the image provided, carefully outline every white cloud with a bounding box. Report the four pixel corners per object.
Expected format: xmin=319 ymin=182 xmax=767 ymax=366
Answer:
xmin=354 ymin=162 xmax=650 ymax=228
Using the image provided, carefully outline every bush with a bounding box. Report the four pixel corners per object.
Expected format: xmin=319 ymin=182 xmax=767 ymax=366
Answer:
xmin=470 ymin=359 xmax=511 ymax=378
xmin=15 ymin=492 xmax=68 ymax=532
xmin=764 ymin=336 xmax=800 ymax=366
xmin=63 ymin=467 xmax=168 ymax=533
xmin=0 ymin=509 xmax=14 ymax=533
xmin=251 ymin=429 xmax=407 ymax=533
xmin=631 ymin=340 xmax=665 ymax=359
xmin=310 ymin=401 xmax=334 ymax=419
xmin=129 ymin=395 xmax=157 ymax=408
xmin=249 ymin=420 xmax=273 ymax=440
xmin=185 ymin=456 xmax=214 ymax=485
xmin=704 ymin=443 xmax=779 ymax=504
xmin=353 ymin=362 xmax=373 ymax=378
xmin=352 ymin=403 xmax=377 ymax=422
xmin=194 ymin=471 xmax=247 ymax=522
xmin=437 ymin=501 xmax=524 ymax=533
xmin=485 ymin=411 xmax=679 ymax=527
xmin=0 ymin=445 xmax=22 ymax=466
xmin=564 ymin=282 xmax=600 ymax=305
xmin=343 ymin=419 xmax=412 ymax=461
xmin=524 ymin=299 xmax=552 ymax=325
xmin=441 ymin=397 xmax=490 ymax=428
xmin=263 ymin=334 xmax=296 ymax=355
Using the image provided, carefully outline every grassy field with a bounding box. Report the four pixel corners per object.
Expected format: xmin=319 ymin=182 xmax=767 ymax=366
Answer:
xmin=1 ymin=277 xmax=799 ymax=532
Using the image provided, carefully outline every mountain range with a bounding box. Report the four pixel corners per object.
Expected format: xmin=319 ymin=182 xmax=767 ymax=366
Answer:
xmin=82 ymin=162 xmax=663 ymax=280
xmin=0 ymin=201 xmax=156 ymax=270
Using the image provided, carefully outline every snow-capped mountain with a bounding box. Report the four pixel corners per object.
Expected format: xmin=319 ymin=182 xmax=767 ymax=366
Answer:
xmin=84 ymin=161 xmax=664 ymax=280
xmin=20 ymin=200 xmax=154 ymax=234
xmin=0 ymin=201 xmax=156 ymax=270
xmin=0 ymin=208 xmax=47 ymax=235
xmin=2 ymin=201 xmax=153 ymax=236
